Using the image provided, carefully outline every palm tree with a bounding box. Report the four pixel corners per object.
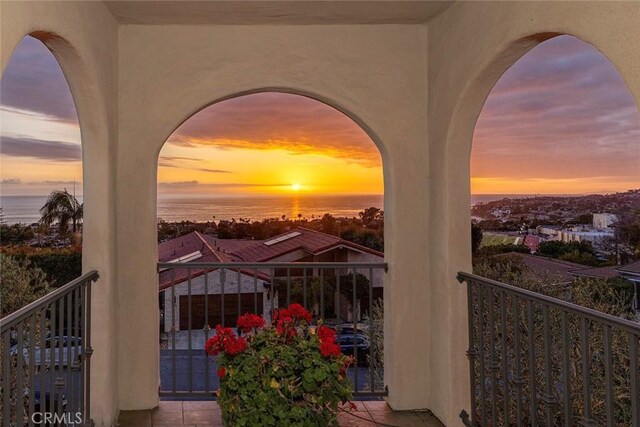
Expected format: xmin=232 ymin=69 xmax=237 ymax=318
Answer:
xmin=39 ymin=189 xmax=83 ymax=234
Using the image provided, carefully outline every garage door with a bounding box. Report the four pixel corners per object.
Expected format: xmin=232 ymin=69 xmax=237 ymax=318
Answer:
xmin=179 ymin=294 xmax=263 ymax=330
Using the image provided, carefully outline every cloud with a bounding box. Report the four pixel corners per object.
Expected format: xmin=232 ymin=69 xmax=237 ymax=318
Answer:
xmin=472 ymin=35 xmax=640 ymax=182
xmin=158 ymin=181 xmax=286 ymax=189
xmin=166 ymin=92 xmax=381 ymax=167
xmin=0 ymin=36 xmax=78 ymax=122
xmin=0 ymin=135 xmax=81 ymax=161
xmin=158 ymin=156 xmax=232 ymax=174
xmin=1 ymin=178 xmax=21 ymax=184
xmin=27 ymin=180 xmax=81 ymax=186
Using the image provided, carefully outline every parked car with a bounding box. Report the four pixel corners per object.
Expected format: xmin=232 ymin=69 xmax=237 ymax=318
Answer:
xmin=21 ymin=336 xmax=83 ymax=367
xmin=33 ymin=390 xmax=67 ymax=413
xmin=338 ymin=333 xmax=370 ymax=366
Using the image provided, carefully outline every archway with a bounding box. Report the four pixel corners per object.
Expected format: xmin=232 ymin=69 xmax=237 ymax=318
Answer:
xmin=471 ymin=34 xmax=640 ymax=270
xmin=154 ymin=91 xmax=387 ymax=399
xmin=1 ymin=34 xmax=83 ymax=287
xmin=466 ymin=34 xmax=640 ymax=426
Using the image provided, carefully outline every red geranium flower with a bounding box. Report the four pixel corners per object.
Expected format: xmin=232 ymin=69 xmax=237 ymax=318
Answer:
xmin=288 ymin=303 xmax=312 ymax=323
xmin=237 ymin=313 xmax=265 ymax=333
xmin=317 ymin=326 xmax=336 ymax=341
xmin=205 ymin=325 xmax=235 ymax=356
xmin=217 ymin=367 xmax=226 ymax=378
xmin=223 ymin=335 xmax=247 ymax=356
xmin=319 ymin=340 xmax=341 ymax=357
xmin=205 ymin=325 xmax=247 ymax=357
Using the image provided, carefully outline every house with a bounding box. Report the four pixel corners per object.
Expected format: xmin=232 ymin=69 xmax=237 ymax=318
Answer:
xmin=158 ymin=228 xmax=384 ymax=335
xmin=491 ymin=252 xmax=585 ymax=285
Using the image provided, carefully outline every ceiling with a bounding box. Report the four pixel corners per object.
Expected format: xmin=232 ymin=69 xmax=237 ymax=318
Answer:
xmin=103 ymin=1 xmax=454 ymax=25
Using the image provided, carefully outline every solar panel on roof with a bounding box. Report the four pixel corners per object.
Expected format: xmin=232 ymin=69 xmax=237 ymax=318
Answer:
xmin=264 ymin=231 xmax=302 ymax=246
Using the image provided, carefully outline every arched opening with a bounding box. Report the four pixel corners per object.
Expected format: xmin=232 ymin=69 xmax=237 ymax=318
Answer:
xmin=155 ymin=91 xmax=387 ymax=401
xmin=0 ymin=33 xmax=89 ymax=426
xmin=1 ymin=33 xmax=84 ymax=300
xmin=466 ymin=34 xmax=640 ymax=425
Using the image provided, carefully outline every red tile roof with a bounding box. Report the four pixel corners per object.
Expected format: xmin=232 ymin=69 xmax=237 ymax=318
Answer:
xmin=157 ymin=227 xmax=383 ymax=291
xmin=617 ymin=261 xmax=640 ymax=276
xmin=236 ymin=227 xmax=383 ymax=261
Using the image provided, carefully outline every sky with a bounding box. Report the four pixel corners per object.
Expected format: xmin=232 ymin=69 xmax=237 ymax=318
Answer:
xmin=0 ymin=35 xmax=638 ymax=197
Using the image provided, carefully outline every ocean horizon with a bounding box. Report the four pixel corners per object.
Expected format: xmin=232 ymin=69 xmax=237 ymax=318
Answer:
xmin=0 ymin=192 xmax=604 ymax=225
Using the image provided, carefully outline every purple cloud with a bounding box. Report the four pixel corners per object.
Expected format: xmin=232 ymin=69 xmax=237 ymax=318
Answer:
xmin=0 ymin=36 xmax=78 ymax=122
xmin=473 ymin=35 xmax=640 ymax=181
xmin=0 ymin=135 xmax=81 ymax=161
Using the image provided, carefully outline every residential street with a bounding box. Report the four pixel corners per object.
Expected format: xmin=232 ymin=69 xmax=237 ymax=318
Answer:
xmin=159 ymin=350 xmax=380 ymax=394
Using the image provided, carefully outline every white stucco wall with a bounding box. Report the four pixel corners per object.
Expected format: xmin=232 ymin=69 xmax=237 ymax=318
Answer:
xmin=0 ymin=2 xmax=120 ymax=425
xmin=115 ymin=22 xmax=431 ymax=416
xmin=2 ymin=2 xmax=639 ymax=426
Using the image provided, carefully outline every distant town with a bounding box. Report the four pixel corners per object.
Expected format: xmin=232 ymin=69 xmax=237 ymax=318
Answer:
xmin=472 ymin=189 xmax=640 ymax=259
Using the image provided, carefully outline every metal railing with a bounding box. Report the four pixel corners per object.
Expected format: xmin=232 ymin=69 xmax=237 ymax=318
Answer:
xmin=1 ymin=271 xmax=98 ymax=427
xmin=157 ymin=262 xmax=387 ymax=399
xmin=458 ymin=271 xmax=640 ymax=427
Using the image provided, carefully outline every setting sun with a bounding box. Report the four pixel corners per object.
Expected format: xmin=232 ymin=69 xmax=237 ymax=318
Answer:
xmin=291 ymin=183 xmax=301 ymax=192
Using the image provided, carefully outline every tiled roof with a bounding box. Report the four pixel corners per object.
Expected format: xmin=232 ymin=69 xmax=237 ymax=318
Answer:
xmin=158 ymin=231 xmax=269 ymax=290
xmin=570 ymin=265 xmax=620 ymax=280
xmin=230 ymin=227 xmax=344 ymax=262
xmin=494 ymin=252 xmax=585 ymax=284
xmin=157 ymin=227 xmax=384 ymax=290
xmin=617 ymin=261 xmax=640 ymax=276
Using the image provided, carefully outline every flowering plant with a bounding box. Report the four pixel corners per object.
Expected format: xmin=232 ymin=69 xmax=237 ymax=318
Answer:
xmin=205 ymin=303 xmax=353 ymax=426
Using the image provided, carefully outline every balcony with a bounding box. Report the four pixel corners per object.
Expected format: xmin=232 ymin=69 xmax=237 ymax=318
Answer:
xmin=2 ymin=1 xmax=640 ymax=426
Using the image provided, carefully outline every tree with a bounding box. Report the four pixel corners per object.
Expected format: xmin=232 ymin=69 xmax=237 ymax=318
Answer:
xmin=471 ymin=223 xmax=483 ymax=254
xmin=39 ymin=189 xmax=83 ymax=235
xmin=0 ymin=254 xmax=53 ymax=317
xmin=358 ymin=207 xmax=383 ymax=225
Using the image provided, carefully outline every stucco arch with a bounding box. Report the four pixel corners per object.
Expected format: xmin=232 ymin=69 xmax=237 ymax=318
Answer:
xmin=426 ymin=3 xmax=640 ymax=421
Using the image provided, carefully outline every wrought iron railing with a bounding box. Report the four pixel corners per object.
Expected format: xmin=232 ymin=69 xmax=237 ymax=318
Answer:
xmin=157 ymin=262 xmax=387 ymax=399
xmin=458 ymin=272 xmax=640 ymax=427
xmin=0 ymin=271 xmax=98 ymax=427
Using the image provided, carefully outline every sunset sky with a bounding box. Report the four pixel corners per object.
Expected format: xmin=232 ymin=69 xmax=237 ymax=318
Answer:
xmin=0 ymin=35 xmax=638 ymax=197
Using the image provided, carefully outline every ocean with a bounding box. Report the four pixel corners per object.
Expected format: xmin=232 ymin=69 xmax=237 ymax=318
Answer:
xmin=0 ymin=194 xmax=384 ymax=225
xmin=0 ymin=193 xmax=574 ymax=225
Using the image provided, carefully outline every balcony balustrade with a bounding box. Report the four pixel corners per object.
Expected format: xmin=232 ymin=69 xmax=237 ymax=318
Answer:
xmin=458 ymin=272 xmax=640 ymax=427
xmin=0 ymin=271 xmax=98 ymax=427
xmin=156 ymin=261 xmax=388 ymax=399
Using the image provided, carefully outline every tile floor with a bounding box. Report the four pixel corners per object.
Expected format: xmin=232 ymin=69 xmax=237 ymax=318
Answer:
xmin=117 ymin=400 xmax=445 ymax=426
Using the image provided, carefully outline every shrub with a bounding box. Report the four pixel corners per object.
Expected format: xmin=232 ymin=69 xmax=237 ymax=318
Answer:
xmin=206 ymin=304 xmax=353 ymax=426
xmin=0 ymin=254 xmax=53 ymax=317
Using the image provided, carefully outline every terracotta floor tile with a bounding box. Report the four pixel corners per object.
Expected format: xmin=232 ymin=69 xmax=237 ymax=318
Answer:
xmin=183 ymin=401 xmax=219 ymax=411
xmin=156 ymin=401 xmax=183 ymax=412
xmin=183 ymin=410 xmax=220 ymax=424
xmin=363 ymin=400 xmax=391 ymax=412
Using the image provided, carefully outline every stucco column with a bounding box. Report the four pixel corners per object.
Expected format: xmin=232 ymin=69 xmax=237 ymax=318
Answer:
xmin=382 ymin=136 xmax=431 ymax=412
xmin=115 ymin=143 xmax=161 ymax=410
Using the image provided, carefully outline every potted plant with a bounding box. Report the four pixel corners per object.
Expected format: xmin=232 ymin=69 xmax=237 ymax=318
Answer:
xmin=205 ymin=303 xmax=354 ymax=426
